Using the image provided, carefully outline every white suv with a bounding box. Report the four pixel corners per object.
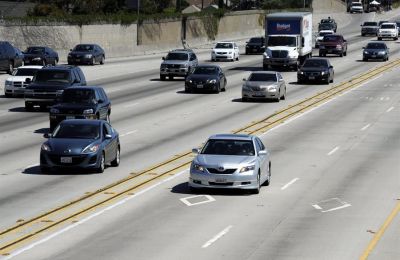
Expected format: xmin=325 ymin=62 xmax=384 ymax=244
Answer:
xmin=4 ymin=65 xmax=43 ymax=97
xmin=378 ymin=23 xmax=398 ymax=41
xmin=350 ymin=2 xmax=363 ymax=13
xmin=211 ymin=41 xmax=239 ymax=62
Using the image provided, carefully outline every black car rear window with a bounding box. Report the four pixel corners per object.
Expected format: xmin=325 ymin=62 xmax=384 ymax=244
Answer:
xmin=202 ymin=139 xmax=255 ymax=156
xmin=74 ymin=44 xmax=94 ymax=51
xmin=323 ymin=35 xmax=342 ymax=42
xmin=364 ymin=22 xmax=377 ymax=26
xmin=34 ymin=70 xmax=70 ymax=84
xmin=248 ymin=73 xmax=277 ymax=82
xmin=26 ymin=47 xmax=45 ymax=54
xmin=166 ymin=53 xmax=188 ymax=61
xmin=62 ymin=89 xmax=95 ymax=104
xmin=53 ymin=123 xmax=100 ymax=139
xmin=366 ymin=43 xmax=386 ymax=49
xmin=193 ymin=67 xmax=218 ymax=75
xmin=249 ymin=38 xmax=263 ymax=43
xmin=303 ymin=59 xmax=328 ymax=68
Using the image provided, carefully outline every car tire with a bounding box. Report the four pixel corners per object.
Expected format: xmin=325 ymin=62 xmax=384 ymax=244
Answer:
xmin=363 ymin=57 xmax=367 ymax=61
xmin=91 ymin=57 xmax=95 ymax=66
xmin=96 ymin=152 xmax=105 ymax=173
xmin=236 ymin=55 xmax=239 ymax=61
xmin=215 ymin=83 xmax=221 ymax=94
xmin=169 ymin=76 xmax=174 ymax=80
xmin=330 ymin=76 xmax=334 ymax=83
xmin=263 ymin=64 xmax=268 ymax=70
xmin=5 ymin=93 xmax=11 ymax=98
xmin=100 ymin=56 xmax=105 ymax=65
xmin=339 ymin=52 xmax=343 ymax=57
xmin=263 ymin=162 xmax=271 ymax=186
xmin=251 ymin=173 xmax=261 ymax=194
xmin=344 ymin=51 xmax=347 ymax=56
xmin=40 ymin=166 xmax=50 ymax=174
xmin=25 ymin=102 xmax=34 ymax=111
xmin=111 ymin=146 xmax=120 ymax=167
xmin=160 ymin=75 xmax=166 ymax=81
xmin=242 ymin=97 xmax=248 ymax=102
xmin=378 ymin=37 xmax=382 ymax=41
xmin=281 ymin=89 xmax=286 ymax=100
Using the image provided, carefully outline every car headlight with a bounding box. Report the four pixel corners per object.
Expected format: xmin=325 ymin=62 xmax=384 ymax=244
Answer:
xmin=41 ymin=143 xmax=51 ymax=152
xmin=378 ymin=51 xmax=386 ymax=55
xmin=298 ymin=71 xmax=304 ymax=75
xmin=364 ymin=51 xmax=369 ymax=54
xmin=320 ymin=45 xmax=325 ymax=49
xmin=160 ymin=64 xmax=167 ymax=68
xmin=187 ymin=79 xmax=193 ymax=83
xmin=267 ymin=85 xmax=277 ymax=92
xmin=240 ymin=165 xmax=255 ymax=173
xmin=336 ymin=45 xmax=342 ymax=49
xmin=321 ymin=71 xmax=326 ymax=75
xmin=208 ymin=79 xmax=217 ymax=84
xmin=50 ymin=108 xmax=60 ymax=114
xmin=181 ymin=64 xmax=189 ymax=68
xmin=288 ymin=54 xmax=297 ymax=59
xmin=32 ymin=57 xmax=42 ymax=61
xmin=56 ymin=90 xmax=64 ymax=96
xmin=83 ymin=108 xmax=94 ymax=114
xmin=5 ymin=80 xmax=12 ymax=86
xmin=193 ymin=163 xmax=205 ymax=172
xmin=84 ymin=54 xmax=93 ymax=58
xmin=82 ymin=144 xmax=100 ymax=154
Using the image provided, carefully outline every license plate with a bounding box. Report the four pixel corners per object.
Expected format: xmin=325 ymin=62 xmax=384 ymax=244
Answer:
xmin=197 ymin=84 xmax=203 ymax=88
xmin=371 ymin=55 xmax=376 ymax=58
xmin=309 ymin=76 xmax=315 ymax=80
xmin=253 ymin=93 xmax=265 ymax=97
xmin=66 ymin=116 xmax=74 ymax=120
xmin=60 ymin=157 xmax=72 ymax=163
xmin=215 ymin=178 xmax=227 ymax=183
xmin=75 ymin=59 xmax=80 ymax=62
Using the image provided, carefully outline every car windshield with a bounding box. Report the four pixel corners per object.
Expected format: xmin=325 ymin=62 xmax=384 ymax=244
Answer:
xmin=193 ymin=67 xmax=218 ymax=75
xmin=267 ymin=36 xmax=296 ymax=47
xmin=320 ymin=19 xmax=334 ymax=24
xmin=303 ymin=59 xmax=328 ymax=68
xmin=364 ymin=22 xmax=377 ymax=26
xmin=366 ymin=43 xmax=386 ymax=49
xmin=26 ymin=47 xmax=45 ymax=54
xmin=352 ymin=3 xmax=362 ymax=6
xmin=215 ymin=43 xmax=233 ymax=49
xmin=319 ymin=24 xmax=334 ymax=29
xmin=73 ymin=44 xmax=93 ymax=51
xmin=165 ymin=52 xmax=188 ymax=60
xmin=248 ymin=73 xmax=277 ymax=82
xmin=379 ymin=21 xmax=389 ymax=25
xmin=319 ymin=31 xmax=333 ymax=37
xmin=34 ymin=70 xmax=70 ymax=84
xmin=323 ymin=35 xmax=342 ymax=42
xmin=62 ymin=89 xmax=95 ymax=104
xmin=381 ymin=24 xmax=395 ymax=29
xmin=202 ymin=139 xmax=255 ymax=156
xmin=13 ymin=68 xmax=40 ymax=76
xmin=53 ymin=123 xmax=100 ymax=139
xmin=249 ymin=38 xmax=263 ymax=43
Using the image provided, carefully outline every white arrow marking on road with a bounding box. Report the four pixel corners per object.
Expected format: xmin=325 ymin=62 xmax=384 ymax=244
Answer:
xmin=202 ymin=225 xmax=233 ymax=248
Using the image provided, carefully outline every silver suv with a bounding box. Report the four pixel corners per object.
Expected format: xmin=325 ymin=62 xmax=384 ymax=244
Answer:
xmin=160 ymin=49 xmax=198 ymax=80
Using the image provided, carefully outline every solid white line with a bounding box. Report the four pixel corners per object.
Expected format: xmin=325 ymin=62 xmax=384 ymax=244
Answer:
xmin=202 ymin=225 xmax=233 ymax=248
xmin=281 ymin=178 xmax=299 ymax=190
xmin=321 ymin=203 xmax=351 ymax=213
xmin=312 ymin=204 xmax=322 ymax=210
xmin=3 ymin=169 xmax=189 ymax=260
xmin=120 ymin=130 xmax=138 ymax=137
xmin=124 ymin=102 xmax=139 ymax=108
xmin=327 ymin=146 xmax=340 ymax=156
xmin=361 ymin=124 xmax=370 ymax=131
xmin=387 ymin=107 xmax=394 ymax=112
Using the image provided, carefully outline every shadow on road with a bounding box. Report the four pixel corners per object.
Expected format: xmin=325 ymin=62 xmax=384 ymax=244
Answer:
xmin=171 ymin=182 xmax=254 ymax=196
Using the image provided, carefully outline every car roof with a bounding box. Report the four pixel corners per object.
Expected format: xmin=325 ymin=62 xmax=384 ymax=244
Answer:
xmin=40 ymin=65 xmax=76 ymax=71
xmin=171 ymin=48 xmax=194 ymax=53
xmin=61 ymin=119 xmax=102 ymax=126
xmin=17 ymin=65 xmax=43 ymax=69
xmin=216 ymin=41 xmax=235 ymax=44
xmin=250 ymin=71 xmax=277 ymax=75
xmin=208 ymin=134 xmax=254 ymax=141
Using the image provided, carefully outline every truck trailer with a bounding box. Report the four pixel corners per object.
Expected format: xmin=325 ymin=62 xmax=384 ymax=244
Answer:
xmin=263 ymin=12 xmax=313 ymax=70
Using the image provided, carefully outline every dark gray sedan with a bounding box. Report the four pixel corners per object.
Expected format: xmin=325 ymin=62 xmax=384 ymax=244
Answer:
xmin=362 ymin=41 xmax=389 ymax=61
xmin=68 ymin=44 xmax=105 ymax=65
xmin=185 ymin=65 xmax=227 ymax=93
xmin=242 ymin=71 xmax=286 ymax=102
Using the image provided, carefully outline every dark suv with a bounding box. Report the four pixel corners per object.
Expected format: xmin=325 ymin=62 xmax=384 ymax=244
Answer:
xmin=245 ymin=37 xmax=265 ymax=54
xmin=0 ymin=41 xmax=23 ymax=74
xmin=24 ymin=65 xmax=86 ymax=111
xmin=23 ymin=46 xmax=59 ymax=66
xmin=160 ymin=49 xmax=198 ymax=80
xmin=49 ymin=86 xmax=111 ymax=131
xmin=319 ymin=34 xmax=347 ymax=57
xmin=319 ymin=18 xmax=337 ymax=32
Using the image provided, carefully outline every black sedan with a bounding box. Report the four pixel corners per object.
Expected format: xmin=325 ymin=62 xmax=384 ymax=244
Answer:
xmin=297 ymin=58 xmax=334 ymax=84
xmin=363 ymin=41 xmax=389 ymax=61
xmin=185 ymin=65 xmax=227 ymax=93
xmin=40 ymin=119 xmax=120 ymax=173
xmin=245 ymin=37 xmax=265 ymax=54
xmin=23 ymin=46 xmax=59 ymax=66
xmin=68 ymin=44 xmax=105 ymax=65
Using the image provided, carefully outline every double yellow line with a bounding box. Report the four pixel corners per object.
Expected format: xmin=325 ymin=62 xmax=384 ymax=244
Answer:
xmin=1 ymin=59 xmax=400 ymax=256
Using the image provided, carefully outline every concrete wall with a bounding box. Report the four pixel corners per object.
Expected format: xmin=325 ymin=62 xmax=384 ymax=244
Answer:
xmin=216 ymin=12 xmax=264 ymax=41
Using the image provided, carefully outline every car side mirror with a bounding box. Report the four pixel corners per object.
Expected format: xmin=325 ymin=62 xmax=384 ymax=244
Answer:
xmin=258 ymin=150 xmax=267 ymax=155
xmin=344 ymin=40 xmax=347 ymax=42
xmin=162 ymin=57 xmax=165 ymax=60
xmin=70 ymin=49 xmax=72 ymax=51
xmin=362 ymin=47 xmax=365 ymax=49
xmin=25 ymin=78 xmax=32 ymax=84
xmin=242 ymin=78 xmax=246 ymax=81
xmin=329 ymin=65 xmax=333 ymax=69
xmin=43 ymin=133 xmax=52 ymax=138
xmin=105 ymin=134 xmax=112 ymax=139
xmin=98 ymin=99 xmax=104 ymax=104
xmin=73 ymin=79 xmax=80 ymax=84
xmin=192 ymin=148 xmax=200 ymax=154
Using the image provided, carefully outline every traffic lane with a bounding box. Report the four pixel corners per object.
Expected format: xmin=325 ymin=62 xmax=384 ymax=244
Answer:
xmin=0 ymin=34 xmax=399 ymax=230
xmin=11 ymin=57 xmax=400 ymax=260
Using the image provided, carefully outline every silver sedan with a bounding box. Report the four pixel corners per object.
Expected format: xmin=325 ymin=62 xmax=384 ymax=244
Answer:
xmin=189 ymin=134 xmax=271 ymax=194
xmin=242 ymin=71 xmax=286 ymax=102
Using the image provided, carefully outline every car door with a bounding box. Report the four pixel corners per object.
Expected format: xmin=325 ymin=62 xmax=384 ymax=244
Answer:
xmin=277 ymin=73 xmax=284 ymax=96
xmin=96 ymin=89 xmax=108 ymax=120
xmin=104 ymin=122 xmax=117 ymax=162
xmin=0 ymin=44 xmax=7 ymax=69
xmin=219 ymin=68 xmax=226 ymax=88
xmin=234 ymin=43 xmax=239 ymax=57
xmin=102 ymin=123 xmax=112 ymax=162
xmin=255 ymin=137 xmax=268 ymax=181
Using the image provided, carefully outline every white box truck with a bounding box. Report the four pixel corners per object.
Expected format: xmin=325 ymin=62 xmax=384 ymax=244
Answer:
xmin=263 ymin=12 xmax=313 ymax=70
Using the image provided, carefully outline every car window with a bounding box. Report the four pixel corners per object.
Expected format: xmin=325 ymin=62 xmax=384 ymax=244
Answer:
xmin=364 ymin=22 xmax=377 ymax=26
xmin=366 ymin=43 xmax=386 ymax=49
xmin=53 ymin=123 xmax=99 ymax=139
xmin=303 ymin=59 xmax=328 ymax=68
xmin=215 ymin=43 xmax=233 ymax=49
xmin=381 ymin=24 xmax=395 ymax=29
xmin=103 ymin=124 xmax=110 ymax=137
xmin=193 ymin=66 xmax=218 ymax=75
xmin=201 ymin=139 xmax=255 ymax=156
xmin=73 ymin=70 xmax=81 ymax=83
xmin=34 ymin=70 xmax=70 ymax=84
xmin=248 ymin=73 xmax=277 ymax=82
xmin=13 ymin=68 xmax=39 ymax=76
xmin=105 ymin=123 xmax=113 ymax=134
xmin=76 ymin=68 xmax=86 ymax=83
xmin=100 ymin=89 xmax=108 ymax=101
xmin=256 ymin=138 xmax=265 ymax=150
xmin=255 ymin=139 xmax=261 ymax=154
xmin=323 ymin=35 xmax=342 ymax=42
xmin=277 ymin=73 xmax=283 ymax=81
xmin=166 ymin=52 xmax=188 ymax=61
xmin=26 ymin=47 xmax=45 ymax=54
xmin=74 ymin=44 xmax=94 ymax=51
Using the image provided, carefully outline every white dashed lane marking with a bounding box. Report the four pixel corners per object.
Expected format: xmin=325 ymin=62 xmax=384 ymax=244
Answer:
xmin=327 ymin=146 xmax=340 ymax=156
xmin=281 ymin=178 xmax=299 ymax=190
xmin=361 ymin=124 xmax=370 ymax=131
xmin=202 ymin=225 xmax=233 ymax=248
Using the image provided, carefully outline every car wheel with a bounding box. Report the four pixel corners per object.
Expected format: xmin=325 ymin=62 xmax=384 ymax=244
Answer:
xmin=5 ymin=93 xmax=11 ymax=98
xmin=251 ymin=173 xmax=261 ymax=194
xmin=275 ymin=91 xmax=280 ymax=102
xmin=25 ymin=102 xmax=34 ymax=111
xmin=281 ymin=89 xmax=286 ymax=100
xmin=100 ymin=56 xmax=105 ymax=65
xmin=330 ymin=76 xmax=334 ymax=83
xmin=7 ymin=61 xmax=14 ymax=74
xmin=344 ymin=51 xmax=347 ymax=56
xmin=96 ymin=152 xmax=105 ymax=173
xmin=215 ymin=83 xmax=221 ymax=94
xmin=363 ymin=57 xmax=367 ymax=61
xmin=40 ymin=166 xmax=50 ymax=174
xmin=106 ymin=113 xmax=111 ymax=123
xmin=386 ymin=56 xmax=389 ymax=61
xmin=160 ymin=75 xmax=166 ymax=81
xmin=169 ymin=76 xmax=174 ymax=80
xmin=339 ymin=52 xmax=343 ymax=57
xmin=236 ymin=55 xmax=239 ymax=61
xmin=263 ymin=162 xmax=271 ymax=186
xmin=91 ymin=57 xmax=95 ymax=66
xmin=242 ymin=96 xmax=248 ymax=102
xmin=111 ymin=146 xmax=120 ymax=167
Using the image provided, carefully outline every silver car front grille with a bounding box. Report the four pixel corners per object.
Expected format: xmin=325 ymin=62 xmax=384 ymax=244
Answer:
xmin=207 ymin=168 xmax=236 ymax=174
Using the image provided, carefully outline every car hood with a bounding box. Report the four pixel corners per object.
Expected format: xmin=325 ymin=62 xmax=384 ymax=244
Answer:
xmin=362 ymin=26 xmax=378 ymax=29
xmin=245 ymin=81 xmax=277 ymax=87
xmin=46 ymin=138 xmax=98 ymax=154
xmin=161 ymin=60 xmax=188 ymax=65
xmin=187 ymin=74 xmax=218 ymax=81
xmin=6 ymin=76 xmax=33 ymax=82
xmin=300 ymin=66 xmax=327 ymax=72
xmin=27 ymin=82 xmax=70 ymax=90
xmin=52 ymin=103 xmax=94 ymax=112
xmin=195 ymin=154 xmax=256 ymax=168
